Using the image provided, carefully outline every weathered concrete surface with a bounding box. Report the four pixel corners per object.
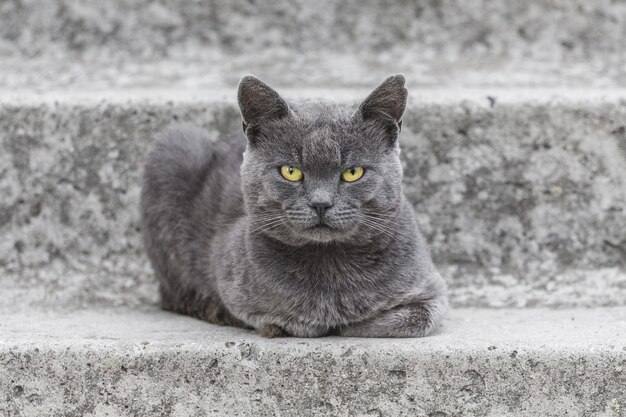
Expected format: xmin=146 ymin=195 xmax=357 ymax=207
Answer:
xmin=0 ymin=307 xmax=625 ymax=417
xmin=1 ymin=0 xmax=625 ymax=88
xmin=1 ymin=89 xmax=625 ymax=309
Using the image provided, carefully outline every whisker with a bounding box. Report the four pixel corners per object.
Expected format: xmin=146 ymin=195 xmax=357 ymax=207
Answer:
xmin=248 ymin=213 xmax=285 ymax=223
xmin=362 ymin=210 xmax=401 ymax=218
xmin=359 ymin=216 xmax=413 ymax=240
xmin=250 ymin=221 xmax=284 ymax=235
xmin=358 ymin=218 xmax=397 ymax=237
xmin=249 ymin=217 xmax=284 ymax=225
xmin=248 ymin=218 xmax=285 ymax=235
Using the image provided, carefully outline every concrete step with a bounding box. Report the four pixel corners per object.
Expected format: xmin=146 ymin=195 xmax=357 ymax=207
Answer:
xmin=1 ymin=307 xmax=625 ymax=416
xmin=1 ymin=0 xmax=625 ymax=88
xmin=1 ymin=88 xmax=626 ymax=310
xmin=1 ymin=57 xmax=623 ymax=91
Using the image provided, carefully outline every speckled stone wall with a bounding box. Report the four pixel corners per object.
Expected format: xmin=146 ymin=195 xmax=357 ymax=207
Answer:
xmin=403 ymin=97 xmax=626 ymax=306
xmin=1 ymin=93 xmax=625 ymax=309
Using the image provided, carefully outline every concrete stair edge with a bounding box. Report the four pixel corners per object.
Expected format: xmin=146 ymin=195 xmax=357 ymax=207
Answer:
xmin=1 ymin=307 xmax=625 ymax=417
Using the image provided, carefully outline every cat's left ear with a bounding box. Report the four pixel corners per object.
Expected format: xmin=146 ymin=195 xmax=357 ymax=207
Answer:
xmin=354 ymin=74 xmax=407 ymax=141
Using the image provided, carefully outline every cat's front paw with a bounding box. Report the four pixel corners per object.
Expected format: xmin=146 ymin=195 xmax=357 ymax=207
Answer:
xmin=340 ymin=298 xmax=447 ymax=338
xmin=257 ymin=324 xmax=289 ymax=338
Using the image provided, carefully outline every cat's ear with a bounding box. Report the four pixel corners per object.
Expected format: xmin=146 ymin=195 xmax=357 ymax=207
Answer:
xmin=237 ymin=75 xmax=291 ymax=140
xmin=355 ymin=74 xmax=407 ymax=140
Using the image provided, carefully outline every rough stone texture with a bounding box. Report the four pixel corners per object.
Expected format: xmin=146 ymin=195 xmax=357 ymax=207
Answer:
xmin=1 ymin=89 xmax=625 ymax=309
xmin=1 ymin=0 xmax=625 ymax=88
xmin=1 ymin=307 xmax=625 ymax=416
xmin=2 ymin=1 xmax=625 ymax=414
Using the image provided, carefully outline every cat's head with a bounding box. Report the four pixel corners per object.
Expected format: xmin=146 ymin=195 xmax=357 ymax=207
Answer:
xmin=238 ymin=75 xmax=407 ymax=244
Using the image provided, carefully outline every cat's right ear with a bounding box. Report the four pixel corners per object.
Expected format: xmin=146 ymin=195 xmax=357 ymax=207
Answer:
xmin=237 ymin=75 xmax=291 ymax=142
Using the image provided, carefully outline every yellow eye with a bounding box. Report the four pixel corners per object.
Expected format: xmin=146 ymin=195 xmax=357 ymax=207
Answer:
xmin=280 ymin=165 xmax=303 ymax=182
xmin=341 ymin=167 xmax=365 ymax=182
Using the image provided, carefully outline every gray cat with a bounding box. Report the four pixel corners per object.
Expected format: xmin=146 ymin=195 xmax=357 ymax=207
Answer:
xmin=140 ymin=74 xmax=447 ymax=338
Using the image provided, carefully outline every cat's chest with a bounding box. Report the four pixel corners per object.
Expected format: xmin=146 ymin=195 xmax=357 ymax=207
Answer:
xmin=257 ymin=246 xmax=400 ymax=324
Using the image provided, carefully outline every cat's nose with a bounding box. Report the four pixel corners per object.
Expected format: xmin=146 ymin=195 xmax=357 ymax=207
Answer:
xmin=309 ymin=202 xmax=333 ymax=218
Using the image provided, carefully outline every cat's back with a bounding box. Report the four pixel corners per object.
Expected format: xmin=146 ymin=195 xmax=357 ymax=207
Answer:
xmin=141 ymin=123 xmax=246 ymax=296
xmin=141 ymin=123 xmax=245 ymax=219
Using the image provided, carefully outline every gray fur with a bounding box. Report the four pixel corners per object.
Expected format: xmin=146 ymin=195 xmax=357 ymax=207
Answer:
xmin=140 ymin=74 xmax=448 ymax=338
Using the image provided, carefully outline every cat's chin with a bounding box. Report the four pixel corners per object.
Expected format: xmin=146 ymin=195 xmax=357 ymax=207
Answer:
xmin=295 ymin=224 xmax=356 ymax=243
xmin=302 ymin=227 xmax=340 ymax=243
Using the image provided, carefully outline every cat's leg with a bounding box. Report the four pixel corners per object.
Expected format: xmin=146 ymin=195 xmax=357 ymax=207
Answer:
xmin=339 ymin=295 xmax=447 ymax=338
xmin=254 ymin=320 xmax=330 ymax=338
xmin=281 ymin=321 xmax=329 ymax=338
xmin=257 ymin=324 xmax=289 ymax=338
xmin=161 ymin=287 xmax=252 ymax=329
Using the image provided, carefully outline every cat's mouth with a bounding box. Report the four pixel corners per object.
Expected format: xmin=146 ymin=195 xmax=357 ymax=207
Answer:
xmin=309 ymin=223 xmax=333 ymax=230
xmin=283 ymin=212 xmax=355 ymax=242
